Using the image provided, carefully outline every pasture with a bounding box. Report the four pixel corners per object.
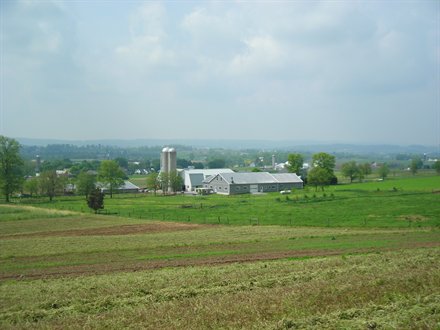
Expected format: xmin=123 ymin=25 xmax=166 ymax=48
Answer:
xmin=16 ymin=175 xmax=440 ymax=228
xmin=1 ymin=175 xmax=439 ymax=328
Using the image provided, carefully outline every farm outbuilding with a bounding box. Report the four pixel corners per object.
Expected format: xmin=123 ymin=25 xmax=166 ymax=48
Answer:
xmin=181 ymin=168 xmax=234 ymax=192
xmin=203 ymin=172 xmax=303 ymax=195
xmin=97 ymin=181 xmax=140 ymax=194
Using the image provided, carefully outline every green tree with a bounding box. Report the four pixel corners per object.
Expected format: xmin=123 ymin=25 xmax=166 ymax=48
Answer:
xmin=307 ymin=167 xmax=333 ymax=191
xmin=307 ymin=152 xmax=336 ymax=190
xmin=341 ymin=161 xmax=360 ymax=183
xmin=359 ymin=163 xmax=372 ymax=181
xmin=208 ymin=159 xmax=226 ymax=169
xmin=114 ymin=157 xmax=128 ymax=169
xmin=0 ymin=136 xmax=24 ymax=202
xmin=98 ymin=160 xmax=125 ymax=198
xmin=87 ymin=188 xmax=104 ymax=214
xmin=146 ymin=172 xmax=160 ymax=195
xmin=410 ymin=157 xmax=423 ymax=175
xmin=76 ymin=171 xmax=97 ymax=199
xmin=434 ymin=160 xmax=440 ymax=175
xmin=169 ymin=170 xmax=183 ymax=193
xmin=39 ymin=170 xmax=66 ymax=201
xmin=159 ymin=171 xmax=170 ymax=195
xmin=286 ymin=153 xmax=303 ymax=174
xmin=312 ymin=152 xmax=335 ymax=172
xmin=23 ymin=177 xmax=39 ymax=196
xmin=378 ymin=163 xmax=390 ymax=180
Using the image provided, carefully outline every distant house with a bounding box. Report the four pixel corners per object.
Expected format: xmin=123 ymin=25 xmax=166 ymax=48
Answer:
xmin=203 ymin=172 xmax=303 ymax=195
xmin=180 ymin=168 xmax=234 ymax=192
xmin=97 ymin=180 xmax=140 ymax=194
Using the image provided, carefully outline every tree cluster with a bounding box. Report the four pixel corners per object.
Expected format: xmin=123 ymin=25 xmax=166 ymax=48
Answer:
xmin=307 ymin=152 xmax=337 ymax=191
xmin=340 ymin=161 xmax=372 ymax=183
xmin=0 ymin=136 xmax=23 ymax=202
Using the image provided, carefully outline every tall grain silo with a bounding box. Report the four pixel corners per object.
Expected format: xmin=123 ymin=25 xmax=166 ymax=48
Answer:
xmin=168 ymin=147 xmax=177 ymax=173
xmin=161 ymin=147 xmax=169 ymax=173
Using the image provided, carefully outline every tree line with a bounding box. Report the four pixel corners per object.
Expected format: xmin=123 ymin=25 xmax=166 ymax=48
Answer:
xmin=2 ymin=135 xmax=440 ymax=203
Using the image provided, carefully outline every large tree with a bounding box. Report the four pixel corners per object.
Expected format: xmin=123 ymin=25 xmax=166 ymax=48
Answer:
xmin=23 ymin=177 xmax=39 ymax=196
xmin=307 ymin=152 xmax=336 ymax=190
xmin=410 ymin=157 xmax=423 ymax=175
xmin=341 ymin=161 xmax=360 ymax=183
xmin=286 ymin=153 xmax=303 ymax=174
xmin=39 ymin=170 xmax=66 ymax=201
xmin=359 ymin=162 xmax=372 ymax=181
xmin=0 ymin=136 xmax=24 ymax=202
xmin=98 ymin=160 xmax=125 ymax=198
xmin=146 ymin=172 xmax=160 ymax=195
xmin=76 ymin=171 xmax=97 ymax=199
xmin=169 ymin=170 xmax=183 ymax=193
xmin=307 ymin=167 xmax=334 ymax=191
xmin=378 ymin=163 xmax=390 ymax=180
xmin=312 ymin=152 xmax=336 ymax=172
xmin=159 ymin=171 xmax=170 ymax=195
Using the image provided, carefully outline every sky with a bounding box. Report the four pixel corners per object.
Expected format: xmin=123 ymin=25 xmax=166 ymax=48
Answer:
xmin=1 ymin=0 xmax=439 ymax=145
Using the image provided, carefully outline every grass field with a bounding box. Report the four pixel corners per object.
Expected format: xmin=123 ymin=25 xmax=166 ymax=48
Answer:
xmin=1 ymin=176 xmax=439 ymax=328
xmin=14 ymin=175 xmax=440 ymax=228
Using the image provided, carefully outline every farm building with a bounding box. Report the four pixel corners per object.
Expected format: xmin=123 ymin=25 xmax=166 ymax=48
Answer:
xmin=181 ymin=168 xmax=234 ymax=192
xmin=203 ymin=172 xmax=303 ymax=195
xmin=97 ymin=180 xmax=140 ymax=194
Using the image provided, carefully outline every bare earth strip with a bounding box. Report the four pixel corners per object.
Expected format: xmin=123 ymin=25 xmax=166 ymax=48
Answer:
xmin=2 ymin=241 xmax=438 ymax=281
xmin=4 ymin=222 xmax=206 ymax=238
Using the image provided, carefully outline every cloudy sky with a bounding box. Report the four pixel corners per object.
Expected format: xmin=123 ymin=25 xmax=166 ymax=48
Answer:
xmin=1 ymin=0 xmax=439 ymax=145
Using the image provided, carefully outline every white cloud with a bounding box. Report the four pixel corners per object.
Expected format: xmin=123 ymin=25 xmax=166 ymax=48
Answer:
xmin=113 ymin=2 xmax=175 ymax=71
xmin=229 ymin=35 xmax=286 ymax=76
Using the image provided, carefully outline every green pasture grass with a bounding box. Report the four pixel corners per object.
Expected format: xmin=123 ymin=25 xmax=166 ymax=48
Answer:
xmin=10 ymin=175 xmax=440 ymax=228
xmin=1 ymin=247 xmax=438 ymax=329
xmin=334 ymin=175 xmax=440 ymax=192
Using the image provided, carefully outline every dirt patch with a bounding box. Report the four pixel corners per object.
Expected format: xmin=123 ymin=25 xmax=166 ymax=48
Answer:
xmin=2 ymin=241 xmax=439 ymax=281
xmin=6 ymin=222 xmax=206 ymax=238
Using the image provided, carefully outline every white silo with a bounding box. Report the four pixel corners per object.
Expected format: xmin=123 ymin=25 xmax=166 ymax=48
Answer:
xmin=161 ymin=147 xmax=169 ymax=173
xmin=168 ymin=147 xmax=177 ymax=173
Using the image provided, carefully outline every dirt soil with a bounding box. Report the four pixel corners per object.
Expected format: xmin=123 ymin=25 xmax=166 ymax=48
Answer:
xmin=2 ymin=241 xmax=439 ymax=281
xmin=5 ymin=222 xmax=206 ymax=238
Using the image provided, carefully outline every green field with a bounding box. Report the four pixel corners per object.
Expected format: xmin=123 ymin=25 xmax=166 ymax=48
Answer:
xmin=1 ymin=176 xmax=439 ymax=328
xmin=14 ymin=175 xmax=440 ymax=228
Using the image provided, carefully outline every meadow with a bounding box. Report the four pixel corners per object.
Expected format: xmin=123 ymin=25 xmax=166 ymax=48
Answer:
xmin=1 ymin=175 xmax=439 ymax=328
xmin=16 ymin=175 xmax=440 ymax=228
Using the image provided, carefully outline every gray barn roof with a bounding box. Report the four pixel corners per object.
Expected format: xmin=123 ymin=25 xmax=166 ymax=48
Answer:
xmin=205 ymin=172 xmax=303 ymax=185
xmin=270 ymin=173 xmax=303 ymax=183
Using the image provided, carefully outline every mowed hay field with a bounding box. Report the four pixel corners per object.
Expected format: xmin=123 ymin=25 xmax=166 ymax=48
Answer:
xmin=1 ymin=176 xmax=440 ymax=329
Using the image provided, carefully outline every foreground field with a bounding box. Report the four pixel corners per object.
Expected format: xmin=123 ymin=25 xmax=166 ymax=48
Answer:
xmin=1 ymin=204 xmax=439 ymax=329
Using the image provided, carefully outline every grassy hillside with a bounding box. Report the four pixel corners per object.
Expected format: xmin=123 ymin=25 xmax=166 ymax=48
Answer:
xmin=1 ymin=176 xmax=439 ymax=328
xmin=0 ymin=206 xmax=439 ymax=329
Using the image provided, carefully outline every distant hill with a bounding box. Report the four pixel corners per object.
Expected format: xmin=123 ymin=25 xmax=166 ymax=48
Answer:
xmin=16 ymin=137 xmax=439 ymax=155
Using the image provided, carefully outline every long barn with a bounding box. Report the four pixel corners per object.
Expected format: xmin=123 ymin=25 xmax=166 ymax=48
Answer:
xmin=203 ymin=172 xmax=303 ymax=195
